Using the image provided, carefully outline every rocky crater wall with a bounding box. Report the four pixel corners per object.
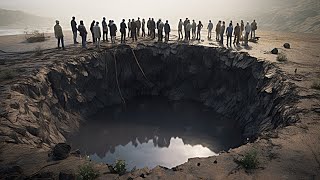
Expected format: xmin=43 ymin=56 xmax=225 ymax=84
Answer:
xmin=0 ymin=43 xmax=298 ymax=147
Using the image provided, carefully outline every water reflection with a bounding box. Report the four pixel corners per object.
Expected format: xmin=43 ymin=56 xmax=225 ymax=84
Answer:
xmin=68 ymin=97 xmax=242 ymax=169
xmin=90 ymin=137 xmax=216 ymax=169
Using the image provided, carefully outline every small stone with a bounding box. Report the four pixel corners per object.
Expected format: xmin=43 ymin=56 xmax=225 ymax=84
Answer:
xmin=283 ymin=43 xmax=290 ymax=49
xmin=197 ymin=163 xmax=200 ymax=166
xmin=271 ymin=48 xmax=278 ymax=54
xmin=140 ymin=173 xmax=145 ymax=178
xmin=214 ymin=160 xmax=217 ymax=164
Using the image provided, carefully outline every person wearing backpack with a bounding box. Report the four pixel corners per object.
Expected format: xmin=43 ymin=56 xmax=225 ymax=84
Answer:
xmin=78 ymin=20 xmax=88 ymax=48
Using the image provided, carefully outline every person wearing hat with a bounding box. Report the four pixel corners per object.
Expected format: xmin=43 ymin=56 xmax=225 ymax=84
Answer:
xmin=54 ymin=20 xmax=65 ymax=50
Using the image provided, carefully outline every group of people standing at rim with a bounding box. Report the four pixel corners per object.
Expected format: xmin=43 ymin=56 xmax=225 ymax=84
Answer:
xmin=178 ymin=18 xmax=258 ymax=47
xmin=54 ymin=16 xmax=257 ymax=50
xmin=68 ymin=17 xmax=171 ymax=49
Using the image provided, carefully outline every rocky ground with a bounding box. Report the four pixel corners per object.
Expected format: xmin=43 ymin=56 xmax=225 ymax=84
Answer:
xmin=0 ymin=30 xmax=319 ymax=179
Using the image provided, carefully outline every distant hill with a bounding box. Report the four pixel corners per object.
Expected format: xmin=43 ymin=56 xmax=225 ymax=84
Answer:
xmin=257 ymin=0 xmax=320 ymax=34
xmin=0 ymin=8 xmax=52 ymax=28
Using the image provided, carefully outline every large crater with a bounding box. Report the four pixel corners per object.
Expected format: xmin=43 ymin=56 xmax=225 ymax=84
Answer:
xmin=3 ymin=43 xmax=297 ymax=149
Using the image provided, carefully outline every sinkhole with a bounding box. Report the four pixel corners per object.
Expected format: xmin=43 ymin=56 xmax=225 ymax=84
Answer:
xmin=9 ymin=43 xmax=297 ymax=169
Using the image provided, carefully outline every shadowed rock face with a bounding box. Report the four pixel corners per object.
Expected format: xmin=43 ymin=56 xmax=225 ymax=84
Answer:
xmin=1 ymin=43 xmax=298 ymax=147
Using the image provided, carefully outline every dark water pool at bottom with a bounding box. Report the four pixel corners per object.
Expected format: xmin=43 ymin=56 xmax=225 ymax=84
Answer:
xmin=68 ymin=97 xmax=243 ymax=170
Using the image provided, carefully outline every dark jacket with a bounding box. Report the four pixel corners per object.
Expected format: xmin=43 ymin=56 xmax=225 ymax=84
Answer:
xmin=110 ymin=23 xmax=117 ymax=36
xmin=226 ymin=26 xmax=233 ymax=36
xmin=90 ymin=22 xmax=95 ymax=32
xmin=71 ymin=20 xmax=77 ymax=32
xmin=131 ymin=21 xmax=137 ymax=32
xmin=150 ymin=20 xmax=156 ymax=30
xmin=120 ymin=22 xmax=127 ymax=33
xmin=234 ymin=25 xmax=240 ymax=35
xmin=164 ymin=23 xmax=170 ymax=33
xmin=78 ymin=25 xmax=87 ymax=37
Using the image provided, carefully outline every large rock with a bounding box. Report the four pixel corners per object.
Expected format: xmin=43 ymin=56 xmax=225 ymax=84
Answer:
xmin=52 ymin=143 xmax=71 ymax=160
xmin=283 ymin=43 xmax=291 ymax=49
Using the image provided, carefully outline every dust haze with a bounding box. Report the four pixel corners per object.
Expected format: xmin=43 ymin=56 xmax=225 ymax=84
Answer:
xmin=0 ymin=0 xmax=319 ymax=33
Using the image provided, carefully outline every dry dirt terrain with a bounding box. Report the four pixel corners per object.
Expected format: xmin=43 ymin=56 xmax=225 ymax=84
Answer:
xmin=0 ymin=30 xmax=319 ymax=180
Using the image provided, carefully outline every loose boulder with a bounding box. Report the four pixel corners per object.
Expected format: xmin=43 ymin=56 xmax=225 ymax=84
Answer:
xmin=271 ymin=48 xmax=278 ymax=54
xmin=52 ymin=143 xmax=71 ymax=160
xmin=283 ymin=43 xmax=291 ymax=49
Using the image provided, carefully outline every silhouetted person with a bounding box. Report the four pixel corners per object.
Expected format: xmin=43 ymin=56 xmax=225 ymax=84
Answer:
xmin=54 ymin=20 xmax=65 ymax=50
xmin=216 ymin=21 xmax=221 ymax=41
xmin=226 ymin=23 xmax=233 ymax=47
xmin=244 ymin=21 xmax=251 ymax=46
xmin=220 ymin=21 xmax=225 ymax=44
xmin=131 ymin=19 xmax=137 ymax=42
xmin=108 ymin=20 xmax=112 ymax=40
xmin=93 ymin=22 xmax=101 ymax=49
xmin=110 ymin=20 xmax=117 ymax=44
xmin=251 ymin=20 xmax=257 ymax=39
xmin=136 ymin=17 xmax=141 ymax=37
xmin=102 ymin=17 xmax=109 ymax=42
xmin=128 ymin=19 xmax=131 ymax=38
xmin=78 ymin=20 xmax=87 ymax=48
xmin=142 ymin=19 xmax=146 ymax=37
xmin=196 ymin=21 xmax=203 ymax=41
xmin=156 ymin=19 xmax=161 ymax=29
xmin=183 ymin=18 xmax=189 ymax=39
xmin=178 ymin=19 xmax=183 ymax=40
xmin=147 ymin=18 xmax=151 ymax=36
xmin=164 ymin=20 xmax=170 ymax=42
xmin=90 ymin=20 xmax=96 ymax=43
xmin=71 ymin=16 xmax=78 ymax=44
xmin=150 ymin=18 xmax=156 ymax=39
xmin=240 ymin=20 xmax=244 ymax=42
xmin=186 ymin=20 xmax=192 ymax=41
xmin=191 ymin=20 xmax=196 ymax=39
xmin=120 ymin=19 xmax=127 ymax=43
xmin=158 ymin=19 xmax=164 ymax=42
xmin=207 ymin=20 xmax=213 ymax=39
xmin=233 ymin=23 xmax=240 ymax=45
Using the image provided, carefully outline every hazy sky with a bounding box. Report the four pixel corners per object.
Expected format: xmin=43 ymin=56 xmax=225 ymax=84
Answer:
xmin=0 ymin=0 xmax=278 ymax=18
xmin=0 ymin=0 xmax=288 ymax=28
